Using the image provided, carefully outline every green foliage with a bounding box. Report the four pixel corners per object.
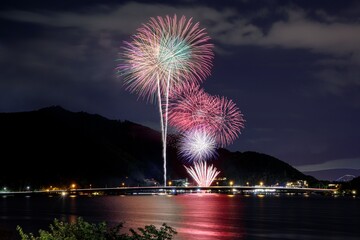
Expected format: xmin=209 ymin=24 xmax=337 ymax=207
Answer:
xmin=17 ymin=217 xmax=177 ymax=240
xmin=127 ymin=224 xmax=177 ymax=240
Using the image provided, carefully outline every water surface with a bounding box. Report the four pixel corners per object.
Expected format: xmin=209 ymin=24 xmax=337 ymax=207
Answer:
xmin=1 ymin=194 xmax=359 ymax=239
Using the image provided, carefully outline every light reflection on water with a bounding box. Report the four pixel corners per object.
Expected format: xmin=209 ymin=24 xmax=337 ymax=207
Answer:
xmin=0 ymin=194 xmax=359 ymax=240
xmin=174 ymin=194 xmax=244 ymax=239
xmin=94 ymin=193 xmax=243 ymax=239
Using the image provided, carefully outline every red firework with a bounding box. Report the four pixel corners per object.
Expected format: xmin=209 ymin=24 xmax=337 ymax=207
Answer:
xmin=168 ymin=86 xmax=245 ymax=147
xmin=211 ymin=96 xmax=245 ymax=147
xmin=167 ymin=83 xmax=219 ymax=131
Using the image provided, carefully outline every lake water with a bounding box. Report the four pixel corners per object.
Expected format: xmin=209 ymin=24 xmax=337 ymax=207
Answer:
xmin=1 ymin=194 xmax=359 ymax=239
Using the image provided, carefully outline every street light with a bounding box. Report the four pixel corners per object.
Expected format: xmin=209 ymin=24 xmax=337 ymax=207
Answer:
xmin=260 ymin=181 xmax=263 ymax=186
xmin=168 ymin=181 xmax=172 ymax=186
xmin=229 ymin=181 xmax=234 ymax=186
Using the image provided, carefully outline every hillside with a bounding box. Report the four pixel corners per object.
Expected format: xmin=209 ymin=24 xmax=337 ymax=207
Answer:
xmin=339 ymin=176 xmax=360 ymax=193
xmin=216 ymin=149 xmax=317 ymax=185
xmin=0 ymin=106 xmax=316 ymax=189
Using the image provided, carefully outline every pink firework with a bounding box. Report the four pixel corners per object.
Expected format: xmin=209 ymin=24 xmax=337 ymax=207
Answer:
xmin=211 ymin=96 xmax=245 ymax=147
xmin=168 ymin=85 xmax=245 ymax=147
xmin=167 ymin=83 xmax=219 ymax=131
xmin=179 ymin=128 xmax=217 ymax=162
xmin=184 ymin=161 xmax=220 ymax=187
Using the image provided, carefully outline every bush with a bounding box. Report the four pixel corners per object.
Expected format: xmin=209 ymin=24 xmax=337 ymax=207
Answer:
xmin=17 ymin=217 xmax=177 ymax=240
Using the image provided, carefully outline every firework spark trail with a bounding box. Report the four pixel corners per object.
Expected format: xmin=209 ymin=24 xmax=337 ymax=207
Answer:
xmin=118 ymin=15 xmax=213 ymax=186
xmin=162 ymin=70 xmax=172 ymax=183
xmin=184 ymin=161 xmax=220 ymax=187
xmin=156 ymin=78 xmax=166 ymax=181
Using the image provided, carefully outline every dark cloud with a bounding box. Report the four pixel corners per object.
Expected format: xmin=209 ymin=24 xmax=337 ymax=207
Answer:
xmin=2 ymin=2 xmax=359 ymax=92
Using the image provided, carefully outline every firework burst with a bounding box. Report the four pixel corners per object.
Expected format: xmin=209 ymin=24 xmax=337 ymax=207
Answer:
xmin=167 ymin=83 xmax=219 ymax=132
xmin=179 ymin=128 xmax=217 ymax=163
xmin=117 ymin=15 xmax=213 ymax=186
xmin=118 ymin=15 xmax=214 ymax=101
xmin=184 ymin=161 xmax=220 ymax=187
xmin=211 ymin=96 xmax=245 ymax=147
xmin=168 ymin=85 xmax=245 ymax=147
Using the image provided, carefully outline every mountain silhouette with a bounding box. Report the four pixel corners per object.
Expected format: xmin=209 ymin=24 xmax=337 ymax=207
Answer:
xmin=302 ymin=169 xmax=360 ymax=181
xmin=0 ymin=106 xmax=316 ymax=190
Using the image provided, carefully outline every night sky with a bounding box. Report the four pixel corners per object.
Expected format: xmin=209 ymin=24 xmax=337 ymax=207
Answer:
xmin=1 ymin=0 xmax=359 ymax=177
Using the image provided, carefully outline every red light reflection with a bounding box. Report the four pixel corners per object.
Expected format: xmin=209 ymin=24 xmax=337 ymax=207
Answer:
xmin=174 ymin=194 xmax=245 ymax=239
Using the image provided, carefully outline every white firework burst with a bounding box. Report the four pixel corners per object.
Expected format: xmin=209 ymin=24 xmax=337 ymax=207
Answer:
xmin=179 ymin=128 xmax=217 ymax=162
xmin=184 ymin=161 xmax=220 ymax=187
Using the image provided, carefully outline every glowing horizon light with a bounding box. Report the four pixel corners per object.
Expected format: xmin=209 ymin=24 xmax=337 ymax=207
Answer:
xmin=117 ymin=14 xmax=214 ymax=186
xmin=184 ymin=161 xmax=220 ymax=187
xmin=179 ymin=128 xmax=217 ymax=162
